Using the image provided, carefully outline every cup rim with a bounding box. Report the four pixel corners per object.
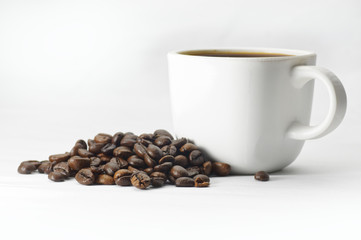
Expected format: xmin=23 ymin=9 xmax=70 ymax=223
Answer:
xmin=168 ymin=47 xmax=316 ymax=61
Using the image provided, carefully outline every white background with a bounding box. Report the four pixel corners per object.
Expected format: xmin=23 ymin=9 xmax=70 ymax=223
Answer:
xmin=0 ymin=0 xmax=360 ymax=239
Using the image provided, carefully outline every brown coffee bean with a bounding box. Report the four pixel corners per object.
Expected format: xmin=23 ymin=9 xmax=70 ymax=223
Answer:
xmin=70 ymin=140 xmax=87 ymax=156
xmin=120 ymin=135 xmax=137 ymax=148
xmin=175 ymin=177 xmax=194 ymax=187
xmin=194 ymin=174 xmax=210 ymax=187
xmin=88 ymin=139 xmax=106 ymax=154
xmin=212 ymin=162 xmax=231 ymax=176
xmin=170 ymin=165 xmax=189 ymax=179
xmin=150 ymin=172 xmax=167 ymax=188
xmin=114 ymin=169 xmax=132 ymax=186
xmin=159 ymin=155 xmax=175 ymax=164
xmin=90 ymin=165 xmax=105 ymax=175
xmin=174 ymin=155 xmax=189 ymax=168
xmin=189 ymin=150 xmax=204 ymax=166
xmin=144 ymin=168 xmax=154 ymax=175
xmin=68 ymin=156 xmax=90 ymax=171
xmin=134 ymin=143 xmax=147 ymax=158
xmin=113 ymin=146 xmax=133 ymax=159
xmin=168 ymin=175 xmax=176 ymax=185
xmin=127 ymin=155 xmax=146 ymax=169
xmin=254 ymin=171 xmax=270 ymax=181
xmin=138 ymin=133 xmax=154 ymax=141
xmin=101 ymin=143 xmax=116 ymax=155
xmin=128 ymin=166 xmax=140 ymax=173
xmin=53 ymin=162 xmax=70 ymax=177
xmin=171 ymin=138 xmax=187 ymax=149
xmin=153 ymin=129 xmax=174 ymax=140
xmin=103 ymin=162 xmax=120 ymax=176
xmin=49 ymin=153 xmax=70 ymax=163
xmin=38 ymin=161 xmax=53 ymax=174
xmin=94 ymin=133 xmax=112 ymax=144
xmin=96 ymin=174 xmax=115 ymax=185
xmin=144 ymin=154 xmax=157 ymax=168
xmin=161 ymin=145 xmax=177 ymax=156
xmin=17 ymin=162 xmax=37 ymax=174
xmin=153 ymin=162 xmax=173 ymax=173
xmin=154 ymin=136 xmax=172 ymax=148
xmin=20 ymin=160 xmax=41 ymax=168
xmin=131 ymin=171 xmax=151 ymax=189
xmin=146 ymin=144 xmax=163 ymax=160
xmin=187 ymin=166 xmax=201 ymax=177
xmin=201 ymin=161 xmax=212 ymax=176
xmin=110 ymin=157 xmax=128 ymax=169
xmin=75 ymin=169 xmax=95 ymax=185
xmin=97 ymin=153 xmax=112 ymax=163
xmin=78 ymin=149 xmax=94 ymax=158
xmin=112 ymin=132 xmax=124 ymax=146
xmin=136 ymin=138 xmax=152 ymax=147
xmin=179 ymin=143 xmax=198 ymax=153
xmin=90 ymin=157 xmax=101 ymax=167
xmin=48 ymin=172 xmax=67 ymax=182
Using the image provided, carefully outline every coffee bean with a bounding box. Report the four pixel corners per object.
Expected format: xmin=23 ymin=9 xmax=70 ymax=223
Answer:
xmin=68 ymin=156 xmax=90 ymax=171
xmin=53 ymin=162 xmax=70 ymax=177
xmin=48 ymin=172 xmax=67 ymax=182
xmin=138 ymin=133 xmax=154 ymax=141
xmin=150 ymin=172 xmax=167 ymax=188
xmin=90 ymin=165 xmax=105 ymax=175
xmin=146 ymin=144 xmax=163 ymax=160
xmin=134 ymin=143 xmax=147 ymax=158
xmin=88 ymin=139 xmax=106 ymax=154
xmin=154 ymin=136 xmax=172 ymax=148
xmin=193 ymin=174 xmax=210 ymax=187
xmin=17 ymin=162 xmax=37 ymax=174
xmin=179 ymin=143 xmax=198 ymax=153
xmin=153 ymin=129 xmax=174 ymax=140
xmin=158 ymin=155 xmax=175 ymax=164
xmin=70 ymin=143 xmax=83 ymax=156
xmin=49 ymin=153 xmax=70 ymax=163
xmin=114 ymin=169 xmax=132 ymax=186
xmin=171 ymin=138 xmax=187 ymax=149
xmin=131 ymin=171 xmax=151 ymax=189
xmin=103 ymin=162 xmax=120 ymax=176
xmin=94 ymin=133 xmax=112 ymax=144
xmin=212 ymin=162 xmax=231 ymax=176
xmin=97 ymin=153 xmax=112 ymax=163
xmin=90 ymin=157 xmax=102 ymax=167
xmin=187 ymin=166 xmax=201 ymax=177
xmin=136 ymin=138 xmax=152 ymax=147
xmin=189 ymin=150 xmax=204 ymax=166
xmin=76 ymin=139 xmax=87 ymax=149
xmin=161 ymin=145 xmax=177 ymax=156
xmin=127 ymin=155 xmax=146 ymax=169
xmin=154 ymin=162 xmax=173 ymax=173
xmin=174 ymin=155 xmax=189 ymax=168
xmin=254 ymin=171 xmax=270 ymax=181
xmin=144 ymin=168 xmax=154 ymax=175
xmin=101 ymin=143 xmax=116 ymax=155
xmin=78 ymin=149 xmax=94 ymax=158
xmin=96 ymin=174 xmax=115 ymax=185
xmin=38 ymin=161 xmax=52 ymax=174
xmin=110 ymin=157 xmax=128 ymax=169
xmin=113 ymin=146 xmax=133 ymax=159
xmin=144 ymin=154 xmax=157 ymax=168
xmin=201 ymin=161 xmax=212 ymax=176
xmin=128 ymin=166 xmax=140 ymax=173
xmin=112 ymin=132 xmax=124 ymax=146
xmin=170 ymin=165 xmax=189 ymax=179
xmin=168 ymin=175 xmax=176 ymax=185
xmin=120 ymin=135 xmax=137 ymax=148
xmin=20 ymin=160 xmax=41 ymax=169
xmin=75 ymin=169 xmax=95 ymax=185
xmin=175 ymin=177 xmax=194 ymax=187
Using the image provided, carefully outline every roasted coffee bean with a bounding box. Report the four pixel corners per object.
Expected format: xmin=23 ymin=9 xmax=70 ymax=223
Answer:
xmin=78 ymin=149 xmax=94 ymax=158
xmin=146 ymin=144 xmax=163 ymax=160
xmin=90 ymin=157 xmax=102 ymax=167
xmin=131 ymin=171 xmax=151 ymax=189
xmin=174 ymin=155 xmax=189 ymax=168
xmin=103 ymin=162 xmax=120 ymax=176
xmin=194 ymin=174 xmax=210 ymax=187
xmin=154 ymin=136 xmax=172 ymax=148
xmin=112 ymin=132 xmax=124 ymax=146
xmin=53 ymin=162 xmax=70 ymax=177
xmin=153 ymin=129 xmax=174 ymax=140
xmin=150 ymin=172 xmax=167 ymax=188
xmin=96 ymin=174 xmax=115 ymax=185
xmin=68 ymin=156 xmax=90 ymax=171
xmin=134 ymin=143 xmax=147 ymax=158
xmin=171 ymin=138 xmax=187 ymax=149
xmin=161 ymin=145 xmax=177 ymax=156
xmin=138 ymin=133 xmax=154 ymax=141
xmin=75 ymin=169 xmax=95 ymax=185
xmin=49 ymin=153 xmax=70 ymax=163
xmin=48 ymin=172 xmax=67 ymax=182
xmin=128 ymin=166 xmax=140 ymax=173
xmin=212 ymin=162 xmax=231 ymax=176
xmin=175 ymin=177 xmax=194 ymax=187
xmin=70 ymin=143 xmax=83 ymax=156
xmin=89 ymin=166 xmax=104 ymax=175
xmin=143 ymin=154 xmax=156 ymax=168
xmin=88 ymin=139 xmax=106 ymax=154
xmin=101 ymin=143 xmax=116 ymax=155
xmin=201 ymin=161 xmax=212 ymax=176
xmin=170 ymin=165 xmax=189 ymax=179
xmin=97 ymin=153 xmax=112 ymax=163
xmin=120 ymin=135 xmax=137 ymax=148
xmin=38 ymin=161 xmax=52 ymax=174
xmin=18 ymin=162 xmax=37 ymax=174
xmin=127 ymin=155 xmax=146 ymax=168
xmin=158 ymin=155 xmax=175 ymax=164
xmin=94 ymin=133 xmax=112 ymax=144
xmin=76 ymin=139 xmax=87 ymax=149
xmin=113 ymin=146 xmax=134 ymax=159
xmin=144 ymin=168 xmax=154 ymax=175
xmin=179 ymin=143 xmax=198 ymax=153
xmin=110 ymin=157 xmax=128 ymax=169
xmin=21 ymin=160 xmax=41 ymax=168
xmin=254 ymin=171 xmax=270 ymax=181
xmin=187 ymin=166 xmax=201 ymax=177
xmin=136 ymin=138 xmax=152 ymax=147
xmin=168 ymin=175 xmax=176 ymax=185
xmin=154 ymin=162 xmax=173 ymax=173
xmin=189 ymin=150 xmax=204 ymax=166
xmin=114 ymin=169 xmax=132 ymax=186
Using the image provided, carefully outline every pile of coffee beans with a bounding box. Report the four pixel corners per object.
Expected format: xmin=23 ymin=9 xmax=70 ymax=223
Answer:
xmin=17 ymin=130 xmax=233 ymax=189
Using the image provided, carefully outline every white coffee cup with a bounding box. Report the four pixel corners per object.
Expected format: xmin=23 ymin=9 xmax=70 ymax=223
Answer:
xmin=168 ymin=48 xmax=347 ymax=174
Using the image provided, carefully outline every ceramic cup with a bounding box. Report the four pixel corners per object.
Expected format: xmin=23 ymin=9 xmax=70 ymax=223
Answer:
xmin=168 ymin=48 xmax=347 ymax=174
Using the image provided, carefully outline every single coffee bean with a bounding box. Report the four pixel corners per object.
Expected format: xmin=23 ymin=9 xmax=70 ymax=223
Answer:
xmin=68 ymin=156 xmax=90 ymax=171
xmin=75 ymin=169 xmax=95 ymax=185
xmin=201 ymin=161 xmax=212 ymax=176
xmin=171 ymin=138 xmax=187 ymax=149
xmin=114 ymin=169 xmax=132 ymax=186
xmin=212 ymin=162 xmax=231 ymax=176
xmin=146 ymin=144 xmax=163 ymax=160
xmin=161 ymin=145 xmax=177 ymax=156
xmin=170 ymin=165 xmax=189 ymax=179
xmin=128 ymin=166 xmax=140 ymax=173
xmin=113 ymin=146 xmax=134 ymax=159
xmin=103 ymin=162 xmax=120 ymax=176
xmin=17 ymin=162 xmax=37 ymax=174
xmin=138 ymin=133 xmax=154 ymax=141
xmin=136 ymin=138 xmax=152 ymax=147
xmin=90 ymin=165 xmax=105 ymax=175
xmin=38 ymin=161 xmax=52 ymax=174
xmin=153 ymin=129 xmax=174 ymax=140
xmin=168 ymin=175 xmax=176 ymax=185
xmin=111 ymin=132 xmax=124 ymax=146
xmin=153 ymin=162 xmax=173 ymax=173
xmin=150 ymin=172 xmax=167 ymax=188
xmin=23 ymin=160 xmax=41 ymax=168
xmin=53 ymin=162 xmax=70 ymax=177
xmin=94 ymin=133 xmax=112 ymax=144
xmin=189 ymin=150 xmax=205 ymax=166
xmin=78 ymin=149 xmax=94 ymax=158
xmin=134 ymin=143 xmax=147 ymax=158
xmin=193 ymin=174 xmax=210 ymax=187
xmin=88 ymin=139 xmax=106 ymax=154
xmin=154 ymin=136 xmax=172 ymax=148
xmin=110 ymin=157 xmax=128 ymax=169
xmin=131 ymin=171 xmax=151 ymax=189
xmin=158 ymin=155 xmax=175 ymax=164
xmin=97 ymin=153 xmax=112 ymax=163
xmin=174 ymin=155 xmax=189 ymax=168
xmin=175 ymin=177 xmax=194 ymax=187
xmin=49 ymin=153 xmax=70 ymax=163
xmin=179 ymin=143 xmax=198 ymax=153
xmin=101 ymin=143 xmax=116 ymax=155
xmin=76 ymin=139 xmax=87 ymax=149
xmin=143 ymin=154 xmax=156 ymax=168
xmin=187 ymin=166 xmax=201 ymax=178
xmin=127 ymin=155 xmax=146 ymax=169
xmin=70 ymin=143 xmax=84 ymax=156
xmin=144 ymin=167 xmax=154 ymax=175
xmin=254 ymin=171 xmax=270 ymax=181
xmin=120 ymin=135 xmax=137 ymax=148
xmin=48 ymin=172 xmax=67 ymax=182
xmin=90 ymin=157 xmax=102 ymax=167
xmin=96 ymin=174 xmax=115 ymax=185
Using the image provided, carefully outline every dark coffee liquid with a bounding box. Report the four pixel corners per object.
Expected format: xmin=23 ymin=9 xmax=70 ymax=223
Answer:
xmin=181 ymin=50 xmax=293 ymax=58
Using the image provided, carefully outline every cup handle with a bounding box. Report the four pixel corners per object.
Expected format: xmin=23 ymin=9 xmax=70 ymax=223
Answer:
xmin=286 ymin=66 xmax=347 ymax=140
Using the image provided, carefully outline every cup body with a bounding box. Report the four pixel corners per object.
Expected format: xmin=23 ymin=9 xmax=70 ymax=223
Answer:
xmin=168 ymin=48 xmax=316 ymax=174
